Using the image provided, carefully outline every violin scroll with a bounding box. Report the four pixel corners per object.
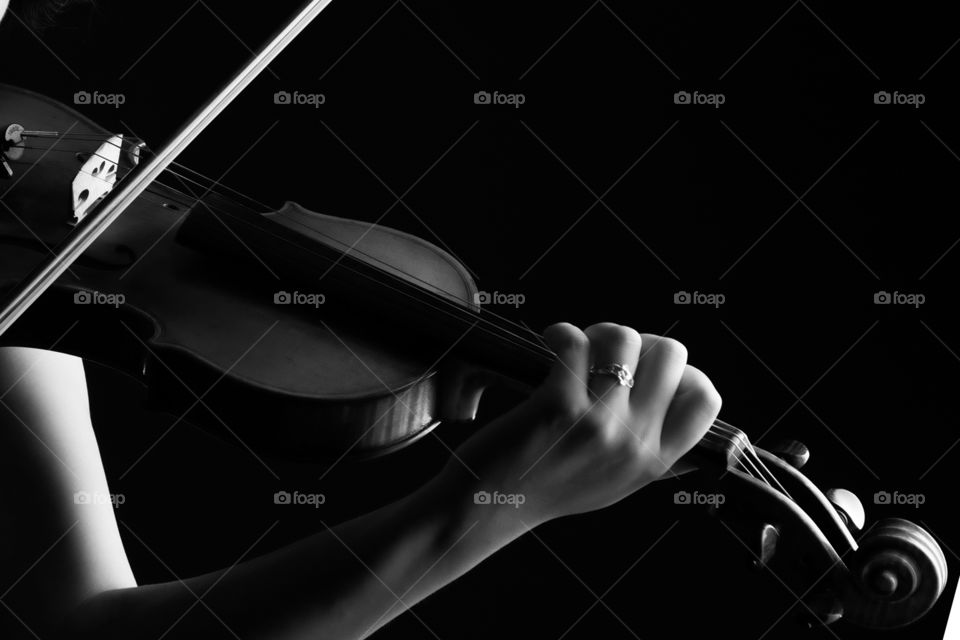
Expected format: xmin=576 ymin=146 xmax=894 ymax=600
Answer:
xmin=841 ymin=518 xmax=948 ymax=629
xmin=691 ymin=429 xmax=949 ymax=630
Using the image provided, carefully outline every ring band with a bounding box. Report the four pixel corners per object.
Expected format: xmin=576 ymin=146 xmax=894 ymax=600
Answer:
xmin=588 ymin=363 xmax=635 ymax=388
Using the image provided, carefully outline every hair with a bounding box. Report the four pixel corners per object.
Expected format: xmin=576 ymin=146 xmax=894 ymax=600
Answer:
xmin=9 ymin=0 xmax=92 ymax=29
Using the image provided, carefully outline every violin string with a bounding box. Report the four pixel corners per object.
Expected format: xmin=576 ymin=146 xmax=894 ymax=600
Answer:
xmin=15 ymin=143 xmax=785 ymax=488
xmin=13 ymin=139 xmax=245 ymax=207
xmin=14 ymin=140 xmax=516 ymax=332
xmin=710 ymin=421 xmax=765 ymax=476
xmin=211 ymin=211 xmax=559 ymax=360
xmin=714 ymin=428 xmax=766 ymax=481
xmin=166 ymin=161 xmax=274 ymax=211
xmin=7 ymin=149 xmax=232 ymax=233
xmin=33 ymin=168 xmax=781 ymax=492
xmin=149 ymin=200 xmax=563 ymax=359
xmin=17 ymin=135 xmax=568 ymax=358
xmin=22 ymin=135 xmax=271 ymax=207
xmin=28 ymin=133 xmax=545 ymax=345
xmin=152 ymin=166 xmax=559 ymax=359
xmin=15 ymin=139 xmax=516 ymax=344
xmin=13 ymin=137 xmax=558 ymax=358
xmin=13 ymin=134 xmax=790 ymax=488
xmin=712 ymin=420 xmax=792 ymax=499
xmin=703 ymin=425 xmax=797 ymax=503
xmin=713 ymin=420 xmax=779 ymax=485
xmin=700 ymin=429 xmax=772 ymax=484
xmin=150 ymin=176 xmax=785 ymax=485
xmin=699 ymin=430 xmax=755 ymax=479
xmin=715 ymin=419 xmax=793 ymax=499
xmin=21 ymin=134 xmax=306 ymax=209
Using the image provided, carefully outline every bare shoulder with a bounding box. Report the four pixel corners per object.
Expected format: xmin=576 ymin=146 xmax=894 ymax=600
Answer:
xmin=0 ymin=347 xmax=135 ymax=638
xmin=0 ymin=346 xmax=88 ymax=411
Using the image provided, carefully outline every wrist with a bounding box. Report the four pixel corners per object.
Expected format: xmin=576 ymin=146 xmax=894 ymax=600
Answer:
xmin=422 ymin=463 xmax=545 ymax=549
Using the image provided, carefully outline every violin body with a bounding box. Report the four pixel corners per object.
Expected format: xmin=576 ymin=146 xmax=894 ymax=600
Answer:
xmin=0 ymin=83 xmax=949 ymax=631
xmin=0 ymin=82 xmax=487 ymax=459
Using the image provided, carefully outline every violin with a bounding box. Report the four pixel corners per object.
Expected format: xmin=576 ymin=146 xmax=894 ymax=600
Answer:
xmin=0 ymin=1 xmax=948 ymax=632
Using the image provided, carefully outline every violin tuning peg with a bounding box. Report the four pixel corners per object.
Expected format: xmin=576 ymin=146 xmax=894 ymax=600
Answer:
xmin=770 ymin=439 xmax=810 ymax=469
xmin=804 ymin=592 xmax=844 ymax=626
xmin=755 ymin=523 xmax=779 ymax=568
xmin=826 ymin=488 xmax=865 ymax=533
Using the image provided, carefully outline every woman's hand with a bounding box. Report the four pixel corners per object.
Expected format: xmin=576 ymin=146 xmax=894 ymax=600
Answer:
xmin=445 ymin=322 xmax=722 ymax=529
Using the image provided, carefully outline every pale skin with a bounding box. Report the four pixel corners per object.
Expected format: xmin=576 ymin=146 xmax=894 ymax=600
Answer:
xmin=0 ymin=323 xmax=720 ymax=639
xmin=0 ymin=7 xmax=721 ymax=639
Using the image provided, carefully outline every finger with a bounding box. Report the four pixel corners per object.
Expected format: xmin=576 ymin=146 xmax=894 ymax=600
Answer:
xmin=629 ymin=334 xmax=688 ymax=424
xmin=542 ymin=323 xmax=590 ymax=406
xmin=659 ymin=364 xmax=722 ymax=467
xmin=583 ymin=323 xmax=642 ymax=405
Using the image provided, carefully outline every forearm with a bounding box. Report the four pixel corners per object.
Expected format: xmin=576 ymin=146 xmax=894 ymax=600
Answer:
xmin=67 ymin=471 xmax=527 ymax=640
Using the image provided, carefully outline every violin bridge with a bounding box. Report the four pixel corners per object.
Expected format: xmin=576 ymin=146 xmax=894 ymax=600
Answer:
xmin=71 ymin=134 xmax=125 ymax=225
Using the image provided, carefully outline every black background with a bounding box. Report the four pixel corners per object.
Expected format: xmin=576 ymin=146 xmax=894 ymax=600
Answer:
xmin=2 ymin=1 xmax=959 ymax=638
